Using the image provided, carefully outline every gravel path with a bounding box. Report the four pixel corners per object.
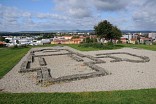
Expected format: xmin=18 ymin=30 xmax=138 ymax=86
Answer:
xmin=0 ymin=47 xmax=156 ymax=93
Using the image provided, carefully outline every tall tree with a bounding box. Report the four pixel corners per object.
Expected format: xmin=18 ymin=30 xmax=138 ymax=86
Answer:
xmin=94 ymin=20 xmax=112 ymax=39
xmin=111 ymin=26 xmax=122 ymax=40
xmin=4 ymin=39 xmax=10 ymax=43
xmin=94 ymin=20 xmax=122 ymax=42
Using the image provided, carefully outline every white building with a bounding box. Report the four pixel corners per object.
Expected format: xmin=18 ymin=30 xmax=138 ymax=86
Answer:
xmin=122 ymin=34 xmax=133 ymax=40
xmin=41 ymin=39 xmax=51 ymax=44
xmin=149 ymin=33 xmax=156 ymax=39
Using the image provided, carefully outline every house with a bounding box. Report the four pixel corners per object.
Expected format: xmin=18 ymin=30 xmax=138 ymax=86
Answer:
xmin=140 ymin=37 xmax=152 ymax=45
xmin=129 ymin=38 xmax=137 ymax=44
xmin=62 ymin=36 xmax=72 ymax=40
xmin=51 ymin=38 xmax=68 ymax=44
xmin=51 ymin=36 xmax=83 ymax=44
xmin=71 ymin=38 xmax=82 ymax=44
xmin=148 ymin=33 xmax=156 ymax=40
xmin=120 ymin=38 xmax=127 ymax=44
xmin=122 ymin=34 xmax=133 ymax=40
xmin=41 ymin=39 xmax=51 ymax=44
xmin=0 ymin=41 xmax=6 ymax=47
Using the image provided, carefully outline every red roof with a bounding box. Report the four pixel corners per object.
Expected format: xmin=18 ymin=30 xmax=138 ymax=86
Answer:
xmin=0 ymin=41 xmax=5 ymax=44
xmin=63 ymin=36 xmax=72 ymax=37
xmin=141 ymin=37 xmax=150 ymax=40
xmin=131 ymin=38 xmax=137 ymax=41
xmin=121 ymin=38 xmax=127 ymax=40
xmin=72 ymin=38 xmax=81 ymax=41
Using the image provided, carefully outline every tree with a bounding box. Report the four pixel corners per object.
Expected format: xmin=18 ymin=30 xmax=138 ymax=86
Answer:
xmin=94 ymin=20 xmax=112 ymax=39
xmin=0 ymin=36 xmax=5 ymax=41
xmin=111 ymin=26 xmax=122 ymax=40
xmin=16 ymin=40 xmax=19 ymax=44
xmin=4 ymin=39 xmax=10 ymax=43
xmin=94 ymin=20 xmax=122 ymax=43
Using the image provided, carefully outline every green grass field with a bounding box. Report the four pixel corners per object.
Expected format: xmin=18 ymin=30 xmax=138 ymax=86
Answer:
xmin=0 ymin=89 xmax=156 ymax=104
xmin=0 ymin=44 xmax=156 ymax=104
xmin=121 ymin=44 xmax=156 ymax=51
xmin=0 ymin=47 xmax=30 ymax=78
xmin=68 ymin=44 xmax=156 ymax=51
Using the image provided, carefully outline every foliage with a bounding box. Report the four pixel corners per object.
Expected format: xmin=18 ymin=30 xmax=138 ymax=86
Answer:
xmin=94 ymin=20 xmax=112 ymax=39
xmin=0 ymin=88 xmax=156 ymax=104
xmin=94 ymin=20 xmax=122 ymax=42
xmin=42 ymin=34 xmax=54 ymax=39
xmin=111 ymin=26 xmax=122 ymax=40
xmin=72 ymin=36 xmax=80 ymax=39
xmin=82 ymin=37 xmax=97 ymax=43
xmin=0 ymin=36 xmax=5 ymax=41
xmin=16 ymin=40 xmax=20 ymax=44
xmin=153 ymin=42 xmax=156 ymax=45
xmin=79 ymin=43 xmax=123 ymax=50
xmin=4 ymin=39 xmax=10 ymax=43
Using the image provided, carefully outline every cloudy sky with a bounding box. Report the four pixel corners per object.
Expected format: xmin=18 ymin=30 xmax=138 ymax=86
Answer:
xmin=0 ymin=0 xmax=156 ymax=32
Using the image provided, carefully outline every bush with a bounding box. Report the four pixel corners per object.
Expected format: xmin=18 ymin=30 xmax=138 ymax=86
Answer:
xmin=153 ymin=42 xmax=156 ymax=45
xmin=78 ymin=42 xmax=115 ymax=50
xmin=12 ymin=44 xmax=28 ymax=49
xmin=82 ymin=37 xmax=97 ymax=43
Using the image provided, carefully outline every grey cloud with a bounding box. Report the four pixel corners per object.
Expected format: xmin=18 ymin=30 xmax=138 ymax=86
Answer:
xmin=36 ymin=13 xmax=68 ymax=20
xmin=133 ymin=0 xmax=156 ymax=30
xmin=92 ymin=0 xmax=129 ymax=11
xmin=54 ymin=0 xmax=92 ymax=18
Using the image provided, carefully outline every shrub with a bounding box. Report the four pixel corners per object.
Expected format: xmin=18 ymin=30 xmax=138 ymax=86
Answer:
xmin=78 ymin=42 xmax=116 ymax=50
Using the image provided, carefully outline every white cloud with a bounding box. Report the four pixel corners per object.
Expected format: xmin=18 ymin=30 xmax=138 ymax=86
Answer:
xmin=0 ymin=0 xmax=156 ymax=31
xmin=133 ymin=0 xmax=156 ymax=30
xmin=54 ymin=0 xmax=93 ymax=18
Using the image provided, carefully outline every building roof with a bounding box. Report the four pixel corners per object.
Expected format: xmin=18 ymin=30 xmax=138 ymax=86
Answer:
xmin=120 ymin=38 xmax=127 ymax=40
xmin=72 ymin=38 xmax=81 ymax=41
xmin=140 ymin=37 xmax=150 ymax=40
xmin=131 ymin=38 xmax=137 ymax=41
xmin=0 ymin=41 xmax=6 ymax=45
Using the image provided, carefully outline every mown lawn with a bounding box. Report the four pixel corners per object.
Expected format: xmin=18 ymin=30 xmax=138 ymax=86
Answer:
xmin=66 ymin=44 xmax=156 ymax=51
xmin=0 ymin=88 xmax=156 ymax=104
xmin=121 ymin=44 xmax=156 ymax=51
xmin=62 ymin=44 xmax=124 ymax=51
xmin=0 ymin=47 xmax=30 ymax=78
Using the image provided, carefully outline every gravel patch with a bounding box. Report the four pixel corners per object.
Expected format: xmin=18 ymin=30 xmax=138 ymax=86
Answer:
xmin=0 ymin=47 xmax=156 ymax=93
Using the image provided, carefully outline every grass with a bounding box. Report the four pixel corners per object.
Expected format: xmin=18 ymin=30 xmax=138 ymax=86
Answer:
xmin=0 ymin=88 xmax=156 ymax=104
xmin=0 ymin=47 xmax=30 ymax=78
xmin=61 ymin=44 xmax=124 ymax=51
xmin=66 ymin=44 xmax=156 ymax=51
xmin=0 ymin=44 xmax=156 ymax=104
xmin=121 ymin=44 xmax=156 ymax=51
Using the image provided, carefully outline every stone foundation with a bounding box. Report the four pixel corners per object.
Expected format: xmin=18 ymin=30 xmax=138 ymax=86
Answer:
xmin=19 ymin=48 xmax=150 ymax=86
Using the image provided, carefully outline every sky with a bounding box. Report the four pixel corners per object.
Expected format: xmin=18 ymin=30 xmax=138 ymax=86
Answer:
xmin=0 ymin=0 xmax=156 ymax=32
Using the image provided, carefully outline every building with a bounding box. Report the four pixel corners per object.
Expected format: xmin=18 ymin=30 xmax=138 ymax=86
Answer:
xmin=62 ymin=36 xmax=72 ymax=40
xmin=0 ymin=41 xmax=6 ymax=47
xmin=120 ymin=38 xmax=127 ymax=44
xmin=148 ymin=33 xmax=156 ymax=40
xmin=122 ymin=34 xmax=132 ymax=40
xmin=129 ymin=38 xmax=137 ymax=44
xmin=140 ymin=37 xmax=152 ymax=45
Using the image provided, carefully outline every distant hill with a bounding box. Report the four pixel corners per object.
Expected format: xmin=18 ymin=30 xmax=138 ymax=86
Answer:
xmin=122 ymin=30 xmax=156 ymax=34
xmin=1 ymin=30 xmax=156 ymax=36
